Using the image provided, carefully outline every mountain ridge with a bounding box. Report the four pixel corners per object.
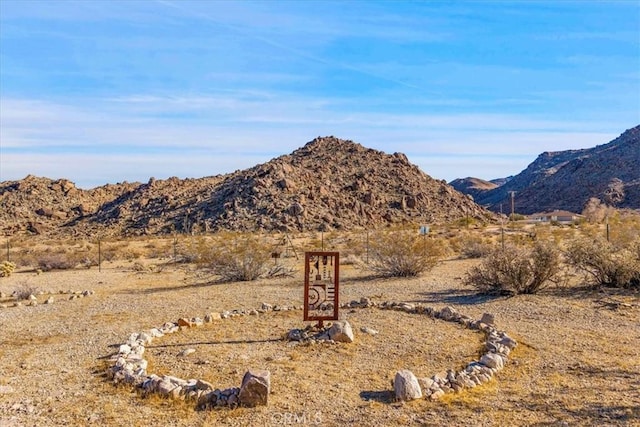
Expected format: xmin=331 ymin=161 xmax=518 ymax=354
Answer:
xmin=454 ymin=125 xmax=640 ymax=214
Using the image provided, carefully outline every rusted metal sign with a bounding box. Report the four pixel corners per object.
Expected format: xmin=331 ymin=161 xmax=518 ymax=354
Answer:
xmin=303 ymin=252 xmax=339 ymax=327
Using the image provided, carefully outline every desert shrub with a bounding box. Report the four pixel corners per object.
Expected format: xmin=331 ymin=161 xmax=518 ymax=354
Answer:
xmin=366 ymin=230 xmax=444 ymax=277
xmin=459 ymin=235 xmax=493 ymax=259
xmin=464 ymin=242 xmax=561 ymax=295
xmin=582 ymin=198 xmax=608 ymax=223
xmin=13 ymin=282 xmax=39 ymax=300
xmin=340 ymin=253 xmax=361 ymax=265
xmin=145 ymin=239 xmax=173 ymax=259
xmin=203 ymin=233 xmax=272 ymax=281
xmin=37 ymin=253 xmax=77 ymax=271
xmin=566 ymin=237 xmax=640 ymax=289
xmin=1 ymin=261 xmax=17 ymax=277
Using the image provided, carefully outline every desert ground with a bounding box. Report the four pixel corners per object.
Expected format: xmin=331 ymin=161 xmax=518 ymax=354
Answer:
xmin=0 ymin=230 xmax=639 ymax=427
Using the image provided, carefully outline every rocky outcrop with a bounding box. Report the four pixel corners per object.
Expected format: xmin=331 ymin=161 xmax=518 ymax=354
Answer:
xmin=0 ymin=175 xmax=138 ymax=236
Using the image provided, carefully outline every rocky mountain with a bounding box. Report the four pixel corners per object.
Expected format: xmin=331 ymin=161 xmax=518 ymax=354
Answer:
xmin=457 ymin=125 xmax=640 ymax=214
xmin=489 ymin=176 xmax=512 ymax=187
xmin=449 ymin=177 xmax=498 ymax=202
xmin=1 ymin=137 xmax=492 ymax=237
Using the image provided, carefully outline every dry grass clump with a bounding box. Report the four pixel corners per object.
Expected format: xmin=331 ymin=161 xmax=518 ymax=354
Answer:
xmin=464 ymin=242 xmax=561 ymax=295
xmin=366 ymin=230 xmax=444 ymax=277
xmin=566 ymin=236 xmax=640 ymax=289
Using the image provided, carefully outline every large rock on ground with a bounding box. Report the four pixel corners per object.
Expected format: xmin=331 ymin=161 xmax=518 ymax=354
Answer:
xmin=394 ymin=369 xmax=422 ymax=401
xmin=238 ymin=370 xmax=270 ymax=407
xmin=328 ymin=320 xmax=354 ymax=343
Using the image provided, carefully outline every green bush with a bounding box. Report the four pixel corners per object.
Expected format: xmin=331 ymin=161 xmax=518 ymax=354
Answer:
xmin=566 ymin=237 xmax=640 ymax=289
xmin=464 ymin=242 xmax=561 ymax=295
xmin=366 ymin=230 xmax=443 ymax=277
xmin=1 ymin=261 xmax=17 ymax=277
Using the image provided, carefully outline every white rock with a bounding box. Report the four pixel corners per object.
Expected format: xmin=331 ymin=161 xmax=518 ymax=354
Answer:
xmin=418 ymin=377 xmax=435 ymax=391
xmin=499 ymin=334 xmax=518 ymax=350
xmin=131 ymin=345 xmax=145 ymax=356
xmin=480 ymin=353 xmax=504 ymax=369
xmin=394 ymin=370 xmax=422 ymax=401
xmin=44 ymin=297 xmax=54 ymax=304
xmin=118 ymin=344 xmax=132 ymax=355
xmin=178 ymin=348 xmax=196 ymax=357
xmin=204 ymin=312 xmax=222 ymax=322
xmin=360 ymin=326 xmax=379 ymax=336
xmin=328 ymin=320 xmax=354 ymax=343
xmin=137 ymin=332 xmax=153 ymax=345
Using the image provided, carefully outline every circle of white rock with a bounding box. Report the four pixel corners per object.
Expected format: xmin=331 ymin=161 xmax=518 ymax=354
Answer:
xmin=106 ymin=298 xmax=517 ymax=409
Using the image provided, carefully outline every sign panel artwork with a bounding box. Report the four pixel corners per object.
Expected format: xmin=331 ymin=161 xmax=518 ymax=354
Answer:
xmin=304 ymin=252 xmax=339 ymax=325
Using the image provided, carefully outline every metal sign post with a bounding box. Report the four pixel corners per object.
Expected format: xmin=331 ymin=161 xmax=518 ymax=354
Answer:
xmin=419 ymin=225 xmax=430 ymax=257
xmin=303 ymin=252 xmax=339 ymax=328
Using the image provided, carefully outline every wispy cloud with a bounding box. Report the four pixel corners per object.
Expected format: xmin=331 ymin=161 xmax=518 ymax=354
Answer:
xmin=0 ymin=94 xmax=626 ymax=187
xmin=1 ymin=1 xmax=638 ymax=188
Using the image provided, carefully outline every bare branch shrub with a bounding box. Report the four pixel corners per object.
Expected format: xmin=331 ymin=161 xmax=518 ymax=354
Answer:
xmin=202 ymin=233 xmax=272 ymax=282
xmin=464 ymin=242 xmax=561 ymax=295
xmin=459 ymin=235 xmax=493 ymax=259
xmin=582 ymin=198 xmax=608 ymax=223
xmin=13 ymin=282 xmax=39 ymax=300
xmin=37 ymin=253 xmax=77 ymax=271
xmin=566 ymin=237 xmax=640 ymax=289
xmin=340 ymin=253 xmax=361 ymax=265
xmin=366 ymin=230 xmax=443 ymax=277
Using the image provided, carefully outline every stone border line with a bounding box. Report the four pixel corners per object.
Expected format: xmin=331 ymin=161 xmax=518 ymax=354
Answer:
xmin=106 ymin=299 xmax=517 ymax=408
xmin=344 ymin=298 xmax=518 ymax=401
xmin=0 ymin=289 xmax=95 ymax=308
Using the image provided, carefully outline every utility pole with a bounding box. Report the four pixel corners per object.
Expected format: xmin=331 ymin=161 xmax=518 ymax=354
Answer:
xmin=508 ymin=191 xmax=517 ymax=221
xmin=500 ymin=203 xmax=505 ymax=250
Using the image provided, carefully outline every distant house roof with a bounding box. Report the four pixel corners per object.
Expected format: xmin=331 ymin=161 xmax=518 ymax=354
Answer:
xmin=529 ymin=210 xmax=583 ymax=221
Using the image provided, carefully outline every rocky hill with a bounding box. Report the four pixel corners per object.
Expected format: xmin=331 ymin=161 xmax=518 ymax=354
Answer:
xmin=455 ymin=125 xmax=640 ymax=214
xmin=1 ymin=137 xmax=492 ymax=237
xmin=0 ymin=176 xmax=138 ymax=236
xmin=449 ymin=177 xmax=498 ymax=202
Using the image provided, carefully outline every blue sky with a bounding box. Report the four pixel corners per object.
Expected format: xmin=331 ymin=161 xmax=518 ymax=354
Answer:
xmin=1 ymin=0 xmax=639 ymax=189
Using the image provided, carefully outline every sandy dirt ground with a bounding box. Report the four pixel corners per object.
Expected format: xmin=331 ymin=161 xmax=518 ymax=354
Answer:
xmin=1 ymin=255 xmax=639 ymax=427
